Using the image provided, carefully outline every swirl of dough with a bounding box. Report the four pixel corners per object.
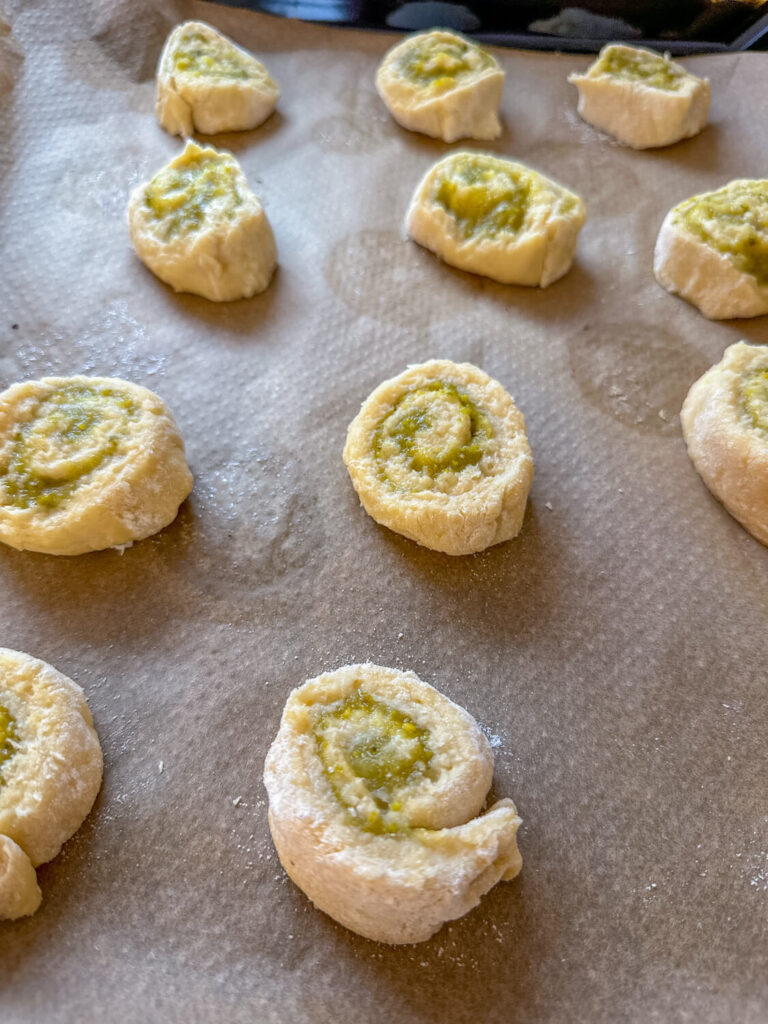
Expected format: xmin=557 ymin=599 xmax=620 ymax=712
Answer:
xmin=407 ymin=151 xmax=585 ymax=287
xmin=0 ymin=375 xmax=193 ymax=555
xmin=568 ymin=44 xmax=709 ymax=150
xmin=375 ymin=30 xmax=504 ymax=142
xmin=344 ymin=360 xmax=533 ymax=555
xmin=681 ymin=341 xmax=768 ymax=546
xmin=0 ymin=649 xmax=102 ymax=874
xmin=264 ymin=664 xmax=522 ymax=944
xmin=654 ymin=180 xmax=768 ymax=319
xmin=156 ymin=21 xmax=279 ymax=136
xmin=0 ymin=835 xmax=41 ymax=920
xmin=128 ymin=140 xmax=276 ymax=301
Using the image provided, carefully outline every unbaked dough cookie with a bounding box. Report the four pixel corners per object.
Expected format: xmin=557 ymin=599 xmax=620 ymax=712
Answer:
xmin=264 ymin=663 xmax=522 ymax=944
xmin=0 ymin=649 xmax=102 ymax=920
xmin=681 ymin=341 xmax=768 ymax=546
xmin=128 ymin=140 xmax=277 ymax=302
xmin=0 ymin=375 xmax=193 ymax=555
xmin=156 ymin=20 xmax=279 ymax=136
xmin=375 ymin=30 xmax=504 ymax=142
xmin=654 ymin=180 xmax=768 ymax=320
xmin=343 ymin=360 xmax=533 ymax=555
xmin=406 ymin=151 xmax=585 ymax=286
xmin=0 ymin=835 xmax=41 ymax=920
xmin=568 ymin=44 xmax=710 ymax=149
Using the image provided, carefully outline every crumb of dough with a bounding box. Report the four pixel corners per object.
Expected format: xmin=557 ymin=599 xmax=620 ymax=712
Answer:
xmin=156 ymin=20 xmax=279 ymax=136
xmin=568 ymin=43 xmax=710 ymax=149
xmin=406 ymin=151 xmax=585 ymax=287
xmin=376 ymin=30 xmax=504 ymax=142
xmin=128 ymin=140 xmax=276 ymax=301
xmin=0 ymin=375 xmax=193 ymax=555
xmin=264 ymin=663 xmax=522 ymax=944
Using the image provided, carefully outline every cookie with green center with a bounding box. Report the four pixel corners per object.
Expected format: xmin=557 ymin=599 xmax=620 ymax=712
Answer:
xmin=0 ymin=375 xmax=192 ymax=555
xmin=654 ymin=180 xmax=768 ymax=319
xmin=264 ymin=663 xmax=522 ymax=944
xmin=376 ymin=29 xmax=504 ymax=142
xmin=156 ymin=20 xmax=279 ymax=136
xmin=0 ymin=649 xmax=102 ymax=919
xmin=344 ymin=360 xmax=533 ymax=555
xmin=681 ymin=342 xmax=768 ymax=547
xmin=128 ymin=140 xmax=276 ymax=301
xmin=407 ymin=151 xmax=585 ymax=287
xmin=568 ymin=44 xmax=709 ymax=149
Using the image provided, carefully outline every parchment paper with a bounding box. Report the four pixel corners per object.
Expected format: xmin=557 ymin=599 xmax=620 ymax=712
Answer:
xmin=1 ymin=3 xmax=767 ymax=1021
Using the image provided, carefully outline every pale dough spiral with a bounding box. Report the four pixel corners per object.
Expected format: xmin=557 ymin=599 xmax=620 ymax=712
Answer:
xmin=344 ymin=360 xmax=533 ymax=555
xmin=376 ymin=30 xmax=504 ymax=143
xmin=0 ymin=375 xmax=193 ymax=555
xmin=264 ymin=664 xmax=522 ymax=944
xmin=156 ymin=20 xmax=279 ymax=137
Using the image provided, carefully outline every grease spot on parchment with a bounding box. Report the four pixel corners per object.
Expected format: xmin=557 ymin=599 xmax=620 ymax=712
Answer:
xmin=324 ymin=229 xmax=454 ymax=327
xmin=566 ymin=322 xmax=708 ymax=435
xmin=61 ymin=42 xmax=154 ymax=112
xmin=172 ymin=450 xmax=326 ymax=609
xmin=67 ymin=4 xmax=172 ymax=86
xmin=312 ymin=87 xmax=398 ymax=154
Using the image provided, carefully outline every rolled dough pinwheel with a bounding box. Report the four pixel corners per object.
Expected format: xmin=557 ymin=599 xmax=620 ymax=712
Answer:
xmin=406 ymin=151 xmax=585 ymax=287
xmin=376 ymin=29 xmax=504 ymax=142
xmin=0 ymin=649 xmax=103 ymax=919
xmin=156 ymin=20 xmax=279 ymax=136
xmin=128 ymin=140 xmax=277 ymax=302
xmin=343 ymin=360 xmax=533 ymax=555
xmin=681 ymin=341 xmax=768 ymax=546
xmin=0 ymin=375 xmax=193 ymax=555
xmin=568 ymin=44 xmax=710 ymax=149
xmin=654 ymin=180 xmax=768 ymax=320
xmin=264 ymin=664 xmax=522 ymax=944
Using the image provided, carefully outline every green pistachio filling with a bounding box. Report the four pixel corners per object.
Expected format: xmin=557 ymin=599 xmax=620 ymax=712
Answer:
xmin=373 ymin=380 xmax=492 ymax=484
xmin=743 ymin=367 xmax=768 ymax=431
xmin=1 ymin=384 xmax=137 ymax=511
xmin=313 ymin=690 xmax=433 ymax=834
xmin=144 ymin=149 xmax=242 ymax=240
xmin=433 ymin=154 xmax=553 ymax=239
xmin=673 ymin=181 xmax=768 ymax=286
xmin=593 ymin=46 xmax=686 ymax=90
xmin=0 ymin=704 xmax=19 ymax=783
xmin=172 ymin=29 xmax=252 ymax=80
xmin=397 ymin=35 xmax=494 ymax=92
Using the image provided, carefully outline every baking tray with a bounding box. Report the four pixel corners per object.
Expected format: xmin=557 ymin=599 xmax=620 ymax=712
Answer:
xmin=1 ymin=2 xmax=767 ymax=1021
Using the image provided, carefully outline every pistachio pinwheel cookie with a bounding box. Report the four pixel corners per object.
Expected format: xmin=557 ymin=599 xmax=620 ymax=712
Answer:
xmin=0 ymin=375 xmax=193 ymax=555
xmin=128 ymin=140 xmax=276 ymax=301
xmin=376 ymin=30 xmax=504 ymax=142
xmin=568 ymin=44 xmax=709 ymax=149
xmin=156 ymin=21 xmax=279 ymax=136
xmin=343 ymin=360 xmax=533 ymax=555
xmin=0 ymin=649 xmax=102 ymax=919
xmin=406 ymin=152 xmax=585 ymax=287
xmin=654 ymin=180 xmax=768 ymax=320
xmin=264 ymin=664 xmax=522 ymax=944
xmin=681 ymin=342 xmax=768 ymax=546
